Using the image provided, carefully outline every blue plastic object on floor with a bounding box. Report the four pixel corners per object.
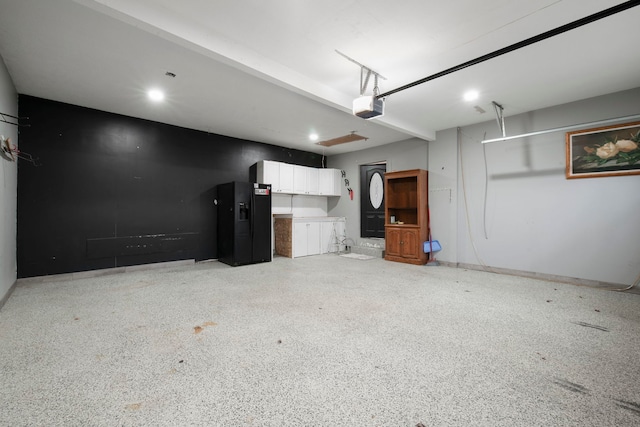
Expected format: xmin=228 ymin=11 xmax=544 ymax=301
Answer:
xmin=423 ymin=240 xmax=442 ymax=253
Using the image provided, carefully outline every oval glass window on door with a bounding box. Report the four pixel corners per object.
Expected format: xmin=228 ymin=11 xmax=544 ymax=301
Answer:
xmin=369 ymin=172 xmax=384 ymax=209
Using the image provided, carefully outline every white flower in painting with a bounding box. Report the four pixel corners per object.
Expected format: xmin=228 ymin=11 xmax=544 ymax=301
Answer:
xmin=615 ymin=139 xmax=638 ymax=153
xmin=596 ymin=142 xmax=619 ymax=159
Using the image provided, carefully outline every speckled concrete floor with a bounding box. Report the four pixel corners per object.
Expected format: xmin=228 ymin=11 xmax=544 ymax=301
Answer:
xmin=1 ymin=255 xmax=639 ymax=426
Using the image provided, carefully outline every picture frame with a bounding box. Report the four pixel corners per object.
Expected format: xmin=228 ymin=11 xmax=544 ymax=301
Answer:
xmin=566 ymin=121 xmax=640 ymax=179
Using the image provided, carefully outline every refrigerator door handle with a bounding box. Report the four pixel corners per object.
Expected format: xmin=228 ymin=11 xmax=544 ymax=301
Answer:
xmin=249 ymin=198 xmax=254 ymax=240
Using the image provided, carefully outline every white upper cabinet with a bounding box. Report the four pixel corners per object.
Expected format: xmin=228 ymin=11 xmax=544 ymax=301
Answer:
xmin=256 ymin=160 xmax=293 ymax=193
xmin=318 ymin=168 xmax=341 ymax=196
xmin=306 ymin=167 xmax=319 ymax=195
xmin=257 ymin=160 xmax=280 ymax=190
xmin=293 ymin=165 xmax=308 ymax=194
xmin=292 ymin=217 xmax=346 ymax=258
xmin=279 ymin=163 xmax=294 ymax=193
xmin=255 ymin=161 xmax=340 ymax=196
xmin=293 ymin=166 xmax=318 ymax=195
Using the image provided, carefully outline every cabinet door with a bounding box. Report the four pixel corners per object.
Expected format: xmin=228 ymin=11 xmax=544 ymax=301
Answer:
xmin=258 ymin=161 xmax=280 ymax=191
xmin=293 ymin=221 xmax=321 ymax=257
xmin=385 ymin=228 xmax=402 ymax=257
xmin=293 ymin=222 xmax=308 ymax=257
xmin=279 ymin=163 xmax=294 ymax=193
xmin=401 ymin=229 xmax=419 ymax=259
xmin=293 ymin=165 xmax=308 ymax=194
xmin=306 ymin=221 xmax=321 ymax=255
xmin=318 ymin=169 xmax=340 ymax=196
xmin=307 ymin=168 xmax=319 ymax=195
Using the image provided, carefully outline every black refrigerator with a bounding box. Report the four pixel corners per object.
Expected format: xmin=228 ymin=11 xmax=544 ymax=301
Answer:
xmin=216 ymin=182 xmax=272 ymax=266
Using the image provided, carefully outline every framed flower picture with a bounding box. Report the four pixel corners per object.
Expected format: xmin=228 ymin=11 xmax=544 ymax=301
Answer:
xmin=566 ymin=121 xmax=640 ymax=179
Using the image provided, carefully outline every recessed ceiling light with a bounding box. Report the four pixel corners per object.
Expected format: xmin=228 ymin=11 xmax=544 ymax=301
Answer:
xmin=148 ymin=89 xmax=165 ymax=102
xmin=309 ymin=133 xmax=319 ymax=141
xmin=463 ymin=90 xmax=479 ymax=102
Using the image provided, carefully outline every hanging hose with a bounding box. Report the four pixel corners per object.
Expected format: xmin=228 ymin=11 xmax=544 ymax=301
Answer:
xmin=613 ymin=271 xmax=640 ymax=292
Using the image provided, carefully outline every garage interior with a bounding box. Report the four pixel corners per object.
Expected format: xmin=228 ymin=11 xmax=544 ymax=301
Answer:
xmin=0 ymin=1 xmax=639 ymax=425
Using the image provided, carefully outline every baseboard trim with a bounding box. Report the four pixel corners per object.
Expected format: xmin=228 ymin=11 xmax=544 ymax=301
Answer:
xmin=437 ymin=261 xmax=632 ymax=291
xmin=0 ymin=279 xmax=18 ymax=311
xmin=17 ymin=259 xmax=196 ymax=285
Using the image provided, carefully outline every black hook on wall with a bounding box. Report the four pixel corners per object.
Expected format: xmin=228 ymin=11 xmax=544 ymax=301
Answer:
xmin=0 ymin=111 xmax=30 ymax=127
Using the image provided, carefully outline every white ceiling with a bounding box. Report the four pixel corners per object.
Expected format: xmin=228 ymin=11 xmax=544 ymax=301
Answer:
xmin=0 ymin=0 xmax=638 ymax=154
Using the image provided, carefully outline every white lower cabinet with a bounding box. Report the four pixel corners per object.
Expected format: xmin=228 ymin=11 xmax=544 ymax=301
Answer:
xmin=292 ymin=217 xmax=346 ymax=258
xmin=293 ymin=221 xmax=320 ymax=257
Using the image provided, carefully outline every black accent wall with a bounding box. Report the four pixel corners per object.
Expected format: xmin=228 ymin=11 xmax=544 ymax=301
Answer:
xmin=17 ymin=96 xmax=323 ymax=278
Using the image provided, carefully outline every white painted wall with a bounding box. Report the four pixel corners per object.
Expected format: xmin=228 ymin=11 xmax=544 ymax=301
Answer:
xmin=327 ymin=138 xmax=428 ymax=245
xmin=0 ymin=55 xmax=18 ymax=305
xmin=434 ymin=87 xmax=640 ymax=286
xmin=427 ymin=127 xmax=458 ymax=264
xmin=271 ymin=193 xmax=328 ymax=217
